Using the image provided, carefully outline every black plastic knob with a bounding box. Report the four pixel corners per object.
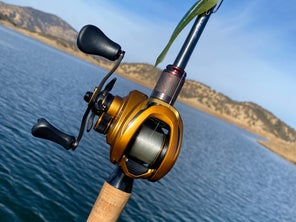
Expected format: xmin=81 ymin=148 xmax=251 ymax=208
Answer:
xmin=77 ymin=25 xmax=122 ymax=61
xmin=31 ymin=118 xmax=76 ymax=150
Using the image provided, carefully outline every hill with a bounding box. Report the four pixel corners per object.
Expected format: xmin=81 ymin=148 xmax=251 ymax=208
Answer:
xmin=0 ymin=1 xmax=76 ymax=42
xmin=1 ymin=1 xmax=296 ymax=163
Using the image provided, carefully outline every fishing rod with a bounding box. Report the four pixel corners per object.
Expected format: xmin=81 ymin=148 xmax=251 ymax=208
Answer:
xmin=31 ymin=1 xmax=223 ymax=221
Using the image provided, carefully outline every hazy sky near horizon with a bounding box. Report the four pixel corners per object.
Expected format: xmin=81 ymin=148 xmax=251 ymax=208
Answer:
xmin=3 ymin=0 xmax=296 ymax=129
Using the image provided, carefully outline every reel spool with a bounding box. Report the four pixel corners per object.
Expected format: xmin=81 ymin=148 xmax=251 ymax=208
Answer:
xmin=89 ymin=89 xmax=183 ymax=181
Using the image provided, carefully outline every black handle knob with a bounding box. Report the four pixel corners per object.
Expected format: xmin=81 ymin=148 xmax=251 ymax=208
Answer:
xmin=77 ymin=24 xmax=122 ymax=61
xmin=31 ymin=118 xmax=77 ymax=150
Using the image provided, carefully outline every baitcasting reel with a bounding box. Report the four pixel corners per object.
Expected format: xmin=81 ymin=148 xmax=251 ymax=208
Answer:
xmin=32 ymin=25 xmax=183 ymax=181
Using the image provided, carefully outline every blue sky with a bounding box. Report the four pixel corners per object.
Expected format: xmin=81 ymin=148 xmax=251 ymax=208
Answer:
xmin=3 ymin=0 xmax=296 ymax=129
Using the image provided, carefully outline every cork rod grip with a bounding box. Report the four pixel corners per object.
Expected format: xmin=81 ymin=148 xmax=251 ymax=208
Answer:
xmin=87 ymin=182 xmax=131 ymax=222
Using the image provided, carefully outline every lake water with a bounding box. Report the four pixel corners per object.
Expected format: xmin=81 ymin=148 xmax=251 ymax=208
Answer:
xmin=1 ymin=25 xmax=296 ymax=222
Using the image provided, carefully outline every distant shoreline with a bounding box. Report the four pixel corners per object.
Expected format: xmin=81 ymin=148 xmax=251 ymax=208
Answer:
xmin=2 ymin=21 xmax=296 ymax=164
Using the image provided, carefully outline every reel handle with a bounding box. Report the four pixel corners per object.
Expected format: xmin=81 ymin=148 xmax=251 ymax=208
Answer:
xmin=31 ymin=118 xmax=77 ymax=150
xmin=77 ymin=25 xmax=122 ymax=61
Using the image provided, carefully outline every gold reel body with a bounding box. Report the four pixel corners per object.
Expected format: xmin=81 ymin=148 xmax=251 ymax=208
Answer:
xmin=93 ymin=90 xmax=183 ymax=181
